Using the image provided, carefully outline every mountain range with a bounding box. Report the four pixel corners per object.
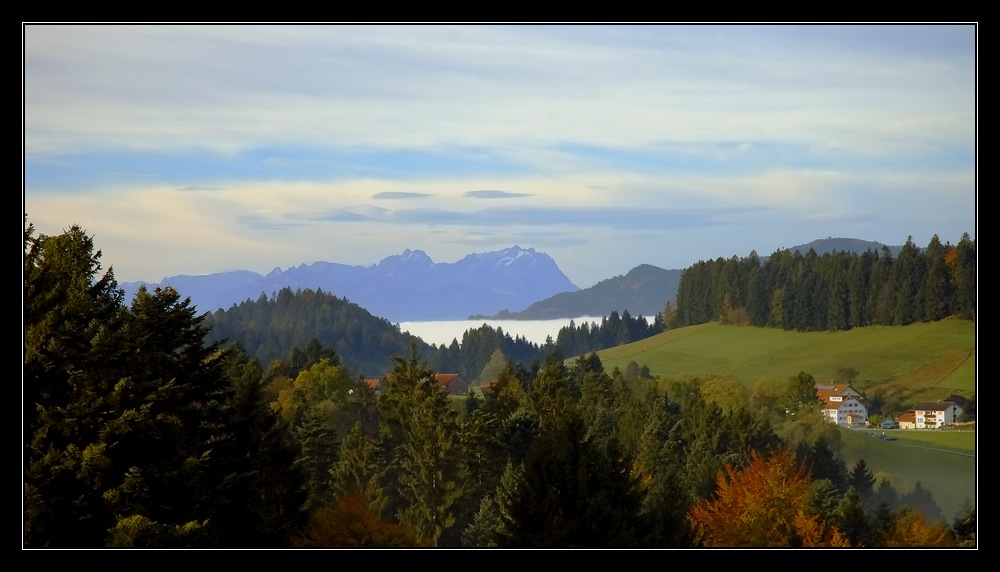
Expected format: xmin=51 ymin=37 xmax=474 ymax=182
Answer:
xmin=120 ymin=245 xmax=579 ymax=323
xmin=470 ymin=237 xmax=904 ymax=321
xmin=472 ymin=264 xmax=681 ymax=321
xmin=120 ymin=238 xmax=902 ymax=324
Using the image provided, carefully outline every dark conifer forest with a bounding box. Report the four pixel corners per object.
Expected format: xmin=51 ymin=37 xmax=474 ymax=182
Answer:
xmin=23 ymin=220 xmax=976 ymax=548
xmin=672 ymin=234 xmax=976 ymax=331
xmin=203 ymin=290 xmax=664 ymax=382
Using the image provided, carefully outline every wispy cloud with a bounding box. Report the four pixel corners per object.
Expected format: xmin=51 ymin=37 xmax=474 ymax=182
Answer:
xmin=23 ymin=24 xmax=977 ymax=288
xmin=178 ymin=186 xmax=226 ymax=192
xmin=465 ymin=190 xmax=533 ymax=199
xmin=372 ymin=191 xmax=432 ymax=199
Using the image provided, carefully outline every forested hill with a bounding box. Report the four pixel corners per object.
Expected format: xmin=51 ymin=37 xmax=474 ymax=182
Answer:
xmin=202 ymin=286 xmax=664 ymax=380
xmin=673 ymin=234 xmax=976 ymax=331
xmin=202 ymin=287 xmax=430 ymax=377
xmin=788 ymin=237 xmax=903 ymax=258
xmin=470 ymin=238 xmax=904 ymax=322
xmin=472 ymin=264 xmax=681 ymax=321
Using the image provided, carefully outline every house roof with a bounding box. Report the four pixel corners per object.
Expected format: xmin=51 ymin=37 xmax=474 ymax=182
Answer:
xmin=944 ymin=394 xmax=970 ymax=408
xmin=897 ymin=411 xmax=917 ymax=423
xmin=814 ymin=382 xmax=871 ymax=410
xmin=363 ymin=377 xmax=382 ymax=390
xmin=912 ymin=400 xmax=960 ymax=412
xmin=434 ymin=373 xmax=466 ymax=390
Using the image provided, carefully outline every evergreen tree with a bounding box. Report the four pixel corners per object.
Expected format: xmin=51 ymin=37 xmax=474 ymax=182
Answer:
xmin=952 ymin=233 xmax=977 ymax=320
xmin=24 ymin=224 xmax=131 ymax=547
xmin=526 ymin=347 xmax=578 ymax=429
xmin=848 ymin=458 xmax=877 ymax=501
xmin=890 ymin=237 xmax=923 ymax=325
xmin=375 ymin=344 xmax=467 ymax=546
xmin=900 ymin=481 xmax=942 ymax=523
xmin=636 ymin=392 xmax=693 ymax=546
xmin=495 ymin=408 xmax=541 ymax=467
xmin=493 ymin=414 xmax=647 ymax=548
xmin=795 ymin=437 xmax=848 ymax=493
xmin=454 ymin=408 xmax=507 ymax=533
xmin=848 ymin=250 xmax=874 ymax=328
xmin=834 ymin=486 xmax=875 ymax=547
xmin=206 ymin=349 xmax=307 ymax=547
xmin=288 ymin=337 xmax=339 ymax=376
xmin=329 ymin=422 xmax=388 ymax=516
xmin=922 ymin=235 xmax=953 ymax=321
xmin=101 ymin=285 xmax=236 ymax=546
xmin=871 ymin=500 xmax=897 ymax=546
xmin=24 ymin=222 xmax=304 ymax=548
xmin=873 ymin=478 xmax=901 ymax=514
xmin=805 ymin=479 xmax=842 ymax=525
xmin=950 ymin=503 xmax=976 ymax=547
xmin=293 ymin=404 xmax=339 ymax=512
xmin=461 ymin=495 xmax=501 ymax=548
xmin=481 ymin=363 xmax=527 ymax=418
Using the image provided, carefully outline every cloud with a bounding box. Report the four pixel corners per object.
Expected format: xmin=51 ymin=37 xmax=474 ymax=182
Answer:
xmin=248 ymin=202 xmax=773 ymax=232
xmin=372 ymin=191 xmax=432 ymax=199
xmin=23 ymin=24 xmax=976 ymax=289
xmin=465 ymin=190 xmax=533 ymax=199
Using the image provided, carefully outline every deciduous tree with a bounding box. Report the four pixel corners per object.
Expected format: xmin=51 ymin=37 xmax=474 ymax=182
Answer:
xmin=881 ymin=507 xmax=957 ymax=547
xmin=292 ymin=490 xmax=425 ymax=548
xmin=687 ymin=450 xmax=848 ymax=547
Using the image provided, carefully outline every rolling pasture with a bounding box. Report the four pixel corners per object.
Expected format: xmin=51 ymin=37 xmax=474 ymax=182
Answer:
xmin=599 ymin=319 xmax=975 ymax=403
xmin=597 ymin=319 xmax=977 ymax=521
xmin=839 ymin=427 xmax=976 ymax=521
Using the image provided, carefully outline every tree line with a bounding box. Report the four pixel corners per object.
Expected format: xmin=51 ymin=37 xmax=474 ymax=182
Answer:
xmin=203 ymin=287 xmax=663 ymax=382
xmin=24 ymin=221 xmax=975 ymax=548
xmin=671 ymin=234 xmax=976 ymax=331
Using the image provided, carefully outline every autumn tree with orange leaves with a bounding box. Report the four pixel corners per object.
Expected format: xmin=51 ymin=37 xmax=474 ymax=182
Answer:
xmin=881 ymin=507 xmax=957 ymax=548
xmin=292 ymin=490 xmax=427 ymax=548
xmin=687 ymin=449 xmax=849 ymax=547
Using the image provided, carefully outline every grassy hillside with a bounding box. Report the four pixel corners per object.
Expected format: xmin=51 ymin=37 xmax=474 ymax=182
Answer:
xmin=839 ymin=427 xmax=976 ymax=521
xmin=597 ymin=319 xmax=977 ymax=521
xmin=598 ymin=319 xmax=976 ymax=403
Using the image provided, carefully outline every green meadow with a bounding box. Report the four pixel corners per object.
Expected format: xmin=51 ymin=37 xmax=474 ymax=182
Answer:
xmin=597 ymin=319 xmax=977 ymax=520
xmin=599 ymin=319 xmax=975 ymax=403
xmin=839 ymin=427 xmax=976 ymax=521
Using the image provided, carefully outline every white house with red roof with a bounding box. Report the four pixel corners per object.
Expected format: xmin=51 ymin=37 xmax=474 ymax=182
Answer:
xmin=814 ymin=383 xmax=871 ymax=428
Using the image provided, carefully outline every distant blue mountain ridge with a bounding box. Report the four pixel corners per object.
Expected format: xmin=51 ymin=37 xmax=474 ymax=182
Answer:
xmin=119 ymin=237 xmax=903 ymax=324
xmin=120 ymin=245 xmax=580 ymax=323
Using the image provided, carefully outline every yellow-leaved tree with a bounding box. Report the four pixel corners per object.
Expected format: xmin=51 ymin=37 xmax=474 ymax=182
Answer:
xmin=881 ymin=508 xmax=957 ymax=547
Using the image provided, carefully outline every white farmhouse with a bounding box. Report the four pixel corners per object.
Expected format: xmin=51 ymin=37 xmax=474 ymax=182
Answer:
xmin=911 ymin=400 xmax=964 ymax=428
xmin=814 ymin=383 xmax=871 ymax=428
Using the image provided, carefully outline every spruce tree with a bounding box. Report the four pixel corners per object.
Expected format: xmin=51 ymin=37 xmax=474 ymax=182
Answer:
xmin=494 ymin=413 xmax=647 ymax=548
xmin=24 ymin=222 xmax=304 ymax=547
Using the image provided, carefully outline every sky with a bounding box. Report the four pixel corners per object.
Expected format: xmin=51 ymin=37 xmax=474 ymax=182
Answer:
xmin=23 ymin=24 xmax=978 ymax=290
